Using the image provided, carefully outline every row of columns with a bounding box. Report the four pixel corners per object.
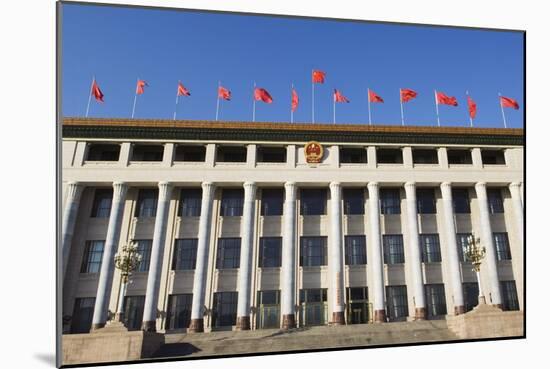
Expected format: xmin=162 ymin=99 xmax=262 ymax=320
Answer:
xmin=62 ymin=180 xmax=524 ymax=331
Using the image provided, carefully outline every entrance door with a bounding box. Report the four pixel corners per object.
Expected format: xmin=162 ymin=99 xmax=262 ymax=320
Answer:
xmin=348 ymin=302 xmax=368 ymax=324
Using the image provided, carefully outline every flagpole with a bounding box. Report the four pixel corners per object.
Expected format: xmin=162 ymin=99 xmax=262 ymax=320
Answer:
xmin=466 ymin=90 xmax=473 ymax=127
xmin=173 ymin=82 xmax=180 ymax=121
xmin=85 ymin=76 xmax=94 ymax=118
xmin=291 ymin=82 xmax=294 ymax=124
xmin=131 ymin=77 xmax=138 ymax=119
xmin=399 ymin=88 xmax=405 ymax=126
xmin=253 ymin=81 xmax=256 ymax=122
xmin=367 ymin=89 xmax=372 ymax=126
xmin=333 ymin=94 xmax=336 ymax=125
xmin=311 ymin=70 xmax=315 ymax=124
xmin=434 ymin=89 xmax=440 ymax=127
xmin=216 ymin=81 xmax=221 ymax=121
xmin=498 ymin=92 xmax=507 ymax=128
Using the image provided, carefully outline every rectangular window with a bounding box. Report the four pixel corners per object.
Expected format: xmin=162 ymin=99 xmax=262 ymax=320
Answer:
xmin=300 ymin=237 xmax=328 ymax=267
xmin=447 ymin=149 xmax=472 ymax=165
xmin=481 ymin=149 xmax=506 ymax=165
xmin=416 ymin=188 xmax=436 ymax=214
xmin=425 ymin=284 xmax=447 ymax=317
xmin=493 ymin=232 xmax=512 ymax=261
xmin=452 ymin=188 xmax=470 ymax=214
xmin=340 ymin=147 xmax=367 ymax=163
xmin=300 ymin=189 xmax=327 ymax=215
xmin=261 ymin=189 xmax=284 ymax=216
xmin=90 ymin=188 xmax=113 ymax=218
xmin=135 ymin=240 xmax=152 ymax=272
xmin=420 ymin=234 xmax=442 ymax=263
xmin=299 ymin=289 xmax=328 ymax=326
xmin=456 ymin=233 xmax=472 ymax=262
xmin=178 ymin=188 xmax=202 ymax=217
xmin=383 ymin=235 xmax=405 ymax=264
xmin=258 ymin=237 xmax=282 ymax=268
xmin=174 ymin=145 xmax=206 ymax=162
xmin=345 ymin=236 xmax=367 ymax=265
xmin=220 ymin=188 xmax=244 ymax=216
xmin=346 ymin=287 xmax=369 ymax=324
xmin=500 ymin=281 xmax=520 ymax=311
xmin=212 ymin=291 xmax=238 ymax=327
xmin=257 ymin=146 xmax=286 ymax=163
xmin=377 ymin=148 xmax=403 ymax=164
xmin=135 ymin=189 xmax=158 ymax=218
xmin=131 ymin=144 xmax=164 ymax=162
xmin=386 ymin=286 xmax=408 ymax=321
xmin=380 ymin=188 xmax=401 ymax=214
xmin=86 ymin=143 xmax=121 ymax=161
xmin=462 ymin=282 xmax=479 ymax=312
xmin=123 ymin=295 xmax=145 ymax=331
xmin=166 ymin=294 xmax=193 ymax=330
xmin=343 ymin=188 xmax=365 ymax=215
xmin=216 ymin=238 xmax=241 ymax=269
xmin=70 ymin=297 xmax=95 ymax=334
xmin=347 ymin=287 xmax=368 ymax=301
xmin=216 ymin=146 xmax=247 ymax=163
xmin=80 ymin=240 xmax=104 ymax=274
xmin=257 ymin=290 xmax=281 ymax=329
xmin=487 ymin=188 xmax=504 ymax=214
xmin=412 ymin=148 xmax=439 ymax=164
xmin=172 ymin=239 xmax=198 ymax=270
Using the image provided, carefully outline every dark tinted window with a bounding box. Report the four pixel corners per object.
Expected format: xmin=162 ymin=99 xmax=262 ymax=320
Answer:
xmin=380 ymin=189 xmax=401 ymax=214
xmin=131 ymin=144 xmax=164 ymax=161
xmin=300 ymin=189 xmax=327 ymax=215
xmin=493 ymin=233 xmax=512 ymax=261
xmin=452 ymin=188 xmax=470 ymax=213
xmin=481 ymin=149 xmax=506 ymax=165
xmin=500 ymin=281 xmax=519 ymax=311
xmin=343 ymin=188 xmax=365 ymax=215
xmin=425 ymin=284 xmax=447 ymax=317
xmin=135 ymin=240 xmax=152 ymax=272
xmin=216 ymin=238 xmax=241 ymax=269
xmin=258 ymin=237 xmax=282 ymax=267
xmin=220 ymin=188 xmax=244 ymax=216
xmin=166 ymin=294 xmax=193 ymax=330
xmin=386 ymin=286 xmax=408 ymax=321
xmin=172 ymin=239 xmax=198 ymax=270
xmin=217 ymin=146 xmax=247 ymax=162
xmin=179 ymin=188 xmax=202 ymax=217
xmin=174 ymin=145 xmax=205 ymax=162
xmin=377 ymin=148 xmax=403 ymax=164
xmin=91 ymin=188 xmax=112 ymax=218
xmin=340 ymin=147 xmax=367 ymax=163
xmin=135 ymin=189 xmax=158 ymax=217
xmin=383 ymin=235 xmax=404 ymax=264
xmin=70 ymin=297 xmax=95 ymax=334
xmin=80 ymin=240 xmax=104 ymax=274
xmin=86 ymin=143 xmax=120 ymax=161
xmin=345 ymin=236 xmax=367 ymax=265
xmin=257 ymin=146 xmax=286 ymax=163
xmin=447 ymin=149 xmax=472 ymax=164
xmin=487 ymin=188 xmax=504 ymax=214
xmin=420 ymin=234 xmax=441 ymax=263
xmin=261 ymin=189 xmax=284 ymax=216
xmin=412 ymin=149 xmax=438 ymax=164
xmin=417 ymin=188 xmax=436 ymax=214
xmin=300 ymin=237 xmax=328 ymax=266
xmin=123 ymin=295 xmax=145 ymax=331
xmin=212 ymin=292 xmax=238 ymax=327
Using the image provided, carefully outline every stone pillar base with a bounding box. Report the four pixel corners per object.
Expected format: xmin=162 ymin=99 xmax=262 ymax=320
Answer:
xmin=188 ymin=318 xmax=204 ymax=333
xmin=114 ymin=312 xmax=125 ymax=323
xmin=281 ymin=314 xmax=296 ymax=329
xmin=454 ymin=305 xmax=466 ymax=315
xmin=235 ymin=316 xmax=250 ymax=331
xmin=478 ymin=295 xmax=486 ymax=305
xmin=492 ymin=304 xmax=503 ymax=310
xmin=90 ymin=322 xmax=106 ymax=331
xmin=414 ymin=307 xmax=426 ymax=320
xmin=332 ymin=311 xmax=345 ymax=325
xmin=141 ymin=320 xmax=157 ymax=332
xmin=374 ymin=309 xmax=386 ymax=323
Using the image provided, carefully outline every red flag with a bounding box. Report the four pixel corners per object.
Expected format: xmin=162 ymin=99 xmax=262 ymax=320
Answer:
xmin=500 ymin=96 xmax=519 ymax=109
xmin=254 ymin=87 xmax=273 ymax=103
xmin=218 ymin=86 xmax=231 ymax=100
xmin=467 ymin=95 xmax=477 ymax=119
xmin=177 ymin=82 xmax=190 ymax=96
xmin=436 ymin=91 xmax=458 ymax=106
xmin=136 ymin=79 xmax=148 ymax=95
xmin=291 ymin=88 xmax=299 ymax=112
xmin=334 ymin=89 xmax=349 ymax=103
xmin=400 ymin=88 xmax=417 ymax=103
xmin=312 ymin=70 xmax=326 ymax=83
xmin=368 ymin=89 xmax=384 ymax=103
xmin=91 ymin=80 xmax=104 ymax=103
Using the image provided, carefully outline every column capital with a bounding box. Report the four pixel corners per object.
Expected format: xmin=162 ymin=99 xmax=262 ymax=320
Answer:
xmin=509 ymin=182 xmax=522 ymax=189
xmin=440 ymin=181 xmax=452 ymax=189
xmin=243 ymin=181 xmax=257 ymax=191
xmin=243 ymin=182 xmax=257 ymax=202
xmin=329 ymin=181 xmax=341 ymax=189
xmin=157 ymin=181 xmax=173 ymax=199
xmin=475 ymin=181 xmax=487 ymax=190
xmin=201 ymin=181 xmax=216 ymax=194
xmin=284 ymin=181 xmax=296 ymax=189
xmin=112 ymin=182 xmax=128 ymax=199
xmin=66 ymin=181 xmax=84 ymax=200
xmin=404 ymin=181 xmax=416 ymax=193
xmin=367 ymin=181 xmax=379 ymax=190
xmin=284 ymin=182 xmax=297 ymax=201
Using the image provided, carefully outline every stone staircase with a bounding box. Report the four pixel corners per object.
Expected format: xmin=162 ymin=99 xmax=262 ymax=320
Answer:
xmin=153 ymin=320 xmax=460 ymax=359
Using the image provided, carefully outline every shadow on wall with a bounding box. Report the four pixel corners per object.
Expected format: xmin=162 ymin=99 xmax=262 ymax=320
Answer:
xmin=152 ymin=342 xmax=201 ymax=358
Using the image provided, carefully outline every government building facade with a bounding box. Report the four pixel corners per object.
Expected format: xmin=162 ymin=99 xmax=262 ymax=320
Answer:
xmin=60 ymin=117 xmax=524 ymax=335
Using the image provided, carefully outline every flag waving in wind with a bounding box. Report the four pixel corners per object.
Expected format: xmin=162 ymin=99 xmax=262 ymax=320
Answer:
xmin=436 ymin=91 xmax=458 ymax=106
xmin=91 ymin=80 xmax=104 ymax=103
xmin=400 ymin=88 xmax=417 ymax=103
xmin=334 ymin=89 xmax=349 ymax=103
xmin=368 ymin=89 xmax=384 ymax=103
xmin=291 ymin=88 xmax=299 ymax=112
xmin=467 ymin=95 xmax=477 ymax=119
xmin=177 ymin=82 xmax=191 ymax=96
xmin=500 ymin=96 xmax=519 ymax=109
xmin=254 ymin=87 xmax=273 ymax=103
xmin=136 ymin=79 xmax=148 ymax=95
xmin=218 ymin=86 xmax=231 ymax=100
xmin=312 ymin=70 xmax=326 ymax=83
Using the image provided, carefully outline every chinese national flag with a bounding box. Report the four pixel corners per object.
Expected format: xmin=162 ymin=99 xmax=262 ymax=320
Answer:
xmin=312 ymin=70 xmax=326 ymax=83
xmin=400 ymin=88 xmax=417 ymax=103
xmin=500 ymin=96 xmax=519 ymax=109
xmin=334 ymin=89 xmax=350 ymax=103
xmin=218 ymin=86 xmax=231 ymax=100
xmin=254 ymin=88 xmax=273 ymax=103
xmin=291 ymin=88 xmax=299 ymax=112
xmin=436 ymin=91 xmax=458 ymax=106
xmin=177 ymin=82 xmax=191 ymax=96
xmin=467 ymin=95 xmax=477 ymax=119
xmin=368 ymin=89 xmax=384 ymax=103
xmin=91 ymin=80 xmax=104 ymax=102
xmin=136 ymin=79 xmax=148 ymax=95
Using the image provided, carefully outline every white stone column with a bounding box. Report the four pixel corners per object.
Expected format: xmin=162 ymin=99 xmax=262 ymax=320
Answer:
xmin=440 ymin=182 xmax=465 ymax=314
xmin=141 ymin=182 xmax=173 ymax=331
xmin=404 ymin=182 xmax=426 ymax=319
xmin=329 ymin=182 xmax=345 ymax=324
xmin=281 ymin=182 xmax=297 ymax=329
xmin=236 ymin=182 xmax=257 ymax=330
xmin=91 ymin=182 xmax=128 ymax=330
xmin=61 ymin=182 xmax=84 ymax=277
xmin=475 ymin=182 xmax=502 ymax=307
xmin=509 ymin=182 xmax=524 ymax=244
xmin=367 ymin=182 xmax=386 ymax=322
xmin=189 ymin=182 xmax=216 ymax=332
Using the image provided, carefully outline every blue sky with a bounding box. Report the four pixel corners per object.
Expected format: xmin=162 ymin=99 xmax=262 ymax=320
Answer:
xmin=61 ymin=3 xmax=524 ymax=128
